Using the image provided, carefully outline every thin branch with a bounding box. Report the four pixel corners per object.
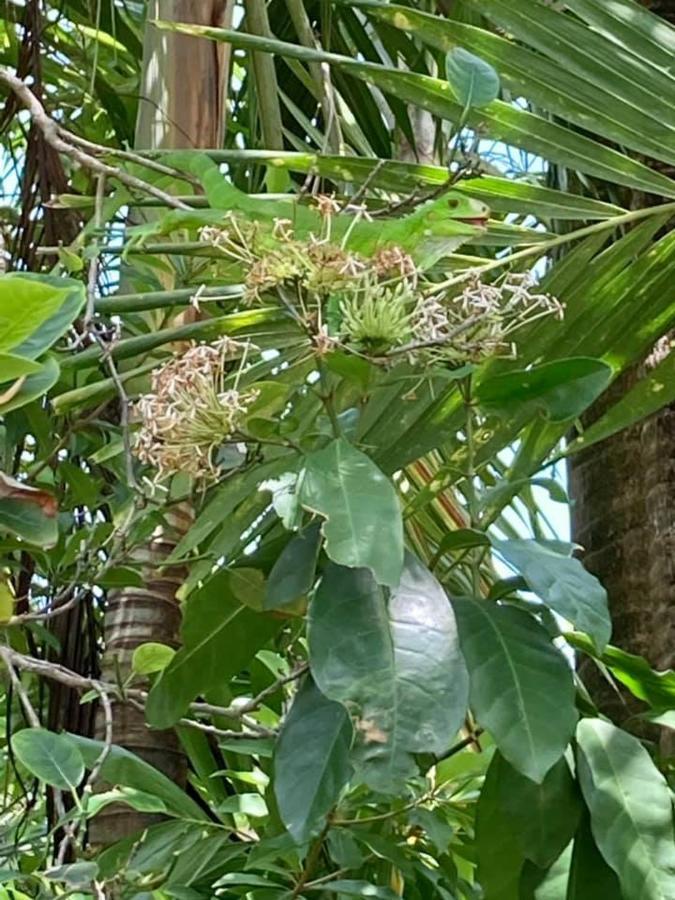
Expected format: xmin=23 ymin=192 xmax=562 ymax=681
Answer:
xmin=0 ymin=67 xmax=191 ymax=211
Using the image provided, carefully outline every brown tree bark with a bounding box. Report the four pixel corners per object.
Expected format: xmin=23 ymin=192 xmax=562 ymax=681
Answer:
xmin=90 ymin=0 xmax=232 ymax=846
xmin=569 ymin=1 xmax=675 ymax=726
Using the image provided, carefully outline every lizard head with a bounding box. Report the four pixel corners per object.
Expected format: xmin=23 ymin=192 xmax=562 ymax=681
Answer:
xmin=420 ymin=193 xmax=489 ymax=233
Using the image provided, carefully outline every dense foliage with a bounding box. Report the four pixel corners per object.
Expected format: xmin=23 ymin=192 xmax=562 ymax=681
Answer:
xmin=1 ymin=1 xmax=675 ymax=898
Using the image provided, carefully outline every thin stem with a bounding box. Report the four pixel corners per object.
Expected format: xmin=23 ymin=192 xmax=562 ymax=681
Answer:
xmin=462 ymin=376 xmax=482 ymax=597
xmin=317 ymin=358 xmax=341 ymax=438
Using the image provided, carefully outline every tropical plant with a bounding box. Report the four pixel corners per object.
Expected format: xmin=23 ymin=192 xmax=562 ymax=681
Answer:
xmin=1 ymin=1 xmax=675 ymax=899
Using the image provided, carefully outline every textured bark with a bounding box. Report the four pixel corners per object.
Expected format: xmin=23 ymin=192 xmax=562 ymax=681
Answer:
xmin=569 ymin=1 xmax=675 ymax=724
xmin=90 ymin=1 xmax=231 ymax=846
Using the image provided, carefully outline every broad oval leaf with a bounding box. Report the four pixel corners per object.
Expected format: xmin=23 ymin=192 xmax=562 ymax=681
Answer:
xmin=576 ymin=717 xmax=675 ymax=900
xmin=453 ymin=597 xmax=577 ymax=782
xmin=0 ymin=274 xmax=85 ymax=358
xmin=0 ymin=356 xmax=60 ymax=415
xmin=299 ymin=437 xmax=404 ymax=587
xmin=12 ymin=728 xmax=84 ymax=790
xmin=274 ymin=677 xmax=353 ymax=843
xmin=265 ymin=522 xmax=322 ymax=610
xmin=145 ymin=571 xmax=281 ymax=728
xmin=475 ymin=752 xmax=524 ymax=900
xmin=498 ymin=756 xmax=582 ymax=868
xmin=476 ymin=358 xmax=613 ymax=423
xmin=446 ymin=47 xmax=500 ymax=108
xmin=71 ymin=735 xmax=206 ymax=821
xmin=131 ymin=642 xmax=175 ymax=675
xmin=309 ymin=555 xmax=468 ymax=792
xmin=492 ymin=539 xmax=611 ymax=652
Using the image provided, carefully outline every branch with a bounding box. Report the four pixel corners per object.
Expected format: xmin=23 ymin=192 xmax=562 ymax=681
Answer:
xmin=0 ymin=67 xmax=191 ymax=211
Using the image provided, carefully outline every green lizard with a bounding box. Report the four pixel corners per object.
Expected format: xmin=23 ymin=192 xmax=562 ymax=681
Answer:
xmin=128 ymin=152 xmax=489 ymax=270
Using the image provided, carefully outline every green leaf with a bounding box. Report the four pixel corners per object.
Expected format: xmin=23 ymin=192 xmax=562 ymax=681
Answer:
xmin=0 ymin=493 xmax=58 ymax=547
xmin=446 ymin=47 xmax=500 ymax=108
xmin=568 ymin=351 xmax=675 ymax=455
xmin=453 ymin=598 xmax=577 ymax=782
xmin=299 ymin=437 xmax=403 ymax=587
xmin=86 ymin=787 xmax=168 ymax=817
xmin=492 ymin=539 xmax=610 ymax=651
xmin=309 ymin=555 xmax=468 ymax=791
xmin=566 ymin=813 xmax=622 ymax=900
xmin=520 ymin=846 xmax=573 ymax=900
xmin=311 ymin=881 xmax=401 ymax=898
xmin=476 ymin=358 xmax=613 ymax=423
xmin=131 ymin=642 xmax=176 ymax=676
xmin=566 ymin=633 xmax=675 ymax=711
xmin=0 ymin=356 xmax=60 ymax=415
xmin=0 ymin=354 xmax=41 ymax=382
xmin=475 ymin=752 xmax=523 ymax=900
xmin=145 ymin=571 xmax=281 ymax=728
xmin=11 ymin=728 xmax=84 ymax=790
xmin=70 ymin=735 xmax=207 ymax=821
xmin=576 ymin=718 xmax=675 ymax=900
xmin=265 ymin=522 xmax=322 ymax=610
xmin=498 ymin=756 xmax=581 ymax=868
xmin=274 ymin=677 xmax=353 ymax=843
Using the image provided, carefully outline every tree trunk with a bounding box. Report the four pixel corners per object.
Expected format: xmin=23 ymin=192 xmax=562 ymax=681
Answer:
xmin=90 ymin=0 xmax=232 ymax=846
xmin=569 ymin=1 xmax=675 ymax=725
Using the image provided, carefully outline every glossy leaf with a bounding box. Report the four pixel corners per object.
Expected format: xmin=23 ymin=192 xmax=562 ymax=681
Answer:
xmin=316 ymin=881 xmax=401 ymax=898
xmin=0 ymin=356 xmax=60 ymax=415
xmin=498 ymin=756 xmax=582 ymax=868
xmin=71 ymin=735 xmax=207 ymax=821
xmin=265 ymin=522 xmax=322 ymax=610
xmin=145 ymin=571 xmax=281 ymax=728
xmin=476 ymin=358 xmax=613 ymax=423
xmin=445 ymin=47 xmax=500 ymax=108
xmin=131 ymin=642 xmax=175 ymax=675
xmin=492 ymin=539 xmax=610 ymax=651
xmin=299 ymin=437 xmax=404 ymax=587
xmin=453 ymin=598 xmax=577 ymax=782
xmin=520 ymin=846 xmax=573 ymax=900
xmin=309 ymin=556 xmax=468 ymax=791
xmin=0 ymin=354 xmax=41 ymax=381
xmin=576 ymin=718 xmax=675 ymax=900
xmin=568 ymin=351 xmax=675 ymax=455
xmin=475 ymin=752 xmax=523 ymax=900
xmin=274 ymin=677 xmax=353 ymax=843
xmin=12 ymin=729 xmax=84 ymax=791
xmin=566 ymin=813 xmax=622 ymax=900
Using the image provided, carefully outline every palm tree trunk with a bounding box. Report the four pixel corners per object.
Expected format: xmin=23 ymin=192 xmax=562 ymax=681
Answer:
xmin=569 ymin=1 xmax=675 ymax=723
xmin=90 ymin=0 xmax=232 ymax=846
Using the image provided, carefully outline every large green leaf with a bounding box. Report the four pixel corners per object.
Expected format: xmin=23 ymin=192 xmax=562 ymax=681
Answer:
xmin=71 ymin=735 xmax=206 ymax=821
xmin=520 ymin=846 xmax=573 ymax=900
xmin=299 ymin=438 xmax=404 ymax=588
xmin=12 ymin=729 xmax=84 ymax=791
xmin=475 ymin=358 xmax=613 ymax=423
xmin=0 ymin=354 xmax=41 ymax=382
xmin=0 ymin=356 xmax=60 ymax=415
xmin=568 ymin=351 xmax=675 ymax=455
xmin=566 ymin=813 xmax=622 ymax=900
xmin=498 ymin=756 xmax=582 ymax=868
xmin=308 ymin=556 xmax=468 ymax=791
xmin=445 ymin=47 xmax=500 ymax=108
xmin=453 ymin=598 xmax=577 ymax=782
xmin=492 ymin=540 xmax=610 ymax=651
xmin=475 ymin=752 xmax=524 ymax=900
xmin=576 ymin=718 xmax=675 ymax=900
xmin=274 ymin=677 xmax=353 ymax=843
xmin=0 ymin=274 xmax=85 ymax=358
xmin=145 ymin=571 xmax=281 ymax=728
xmin=264 ymin=522 xmax=322 ymax=610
